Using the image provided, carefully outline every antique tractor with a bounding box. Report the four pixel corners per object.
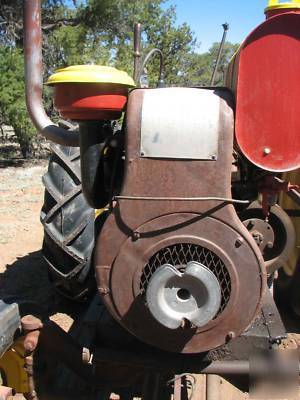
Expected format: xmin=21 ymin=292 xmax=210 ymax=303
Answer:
xmin=2 ymin=0 xmax=300 ymax=398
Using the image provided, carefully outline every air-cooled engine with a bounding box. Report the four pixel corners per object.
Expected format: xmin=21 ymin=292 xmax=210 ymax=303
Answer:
xmin=30 ymin=0 xmax=300 ymax=356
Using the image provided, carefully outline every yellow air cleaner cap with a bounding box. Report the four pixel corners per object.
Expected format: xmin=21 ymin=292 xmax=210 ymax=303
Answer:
xmin=46 ymin=65 xmax=135 ymax=87
xmin=265 ymin=0 xmax=300 ymax=13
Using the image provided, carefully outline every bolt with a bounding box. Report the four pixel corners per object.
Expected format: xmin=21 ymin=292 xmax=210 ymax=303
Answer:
xmin=266 ymin=241 xmax=273 ymax=249
xmin=111 ymin=200 xmax=117 ymax=208
xmin=263 ymin=147 xmax=271 ymax=156
xmin=99 ymin=287 xmax=109 ymax=295
xmin=211 ymin=155 xmax=217 ymax=160
xmin=247 ymin=220 xmax=255 ymax=230
xmin=235 ymin=237 xmax=244 ymax=248
xmin=140 ymin=151 xmax=145 ymax=157
xmin=226 ymin=331 xmax=236 ymax=342
xmin=82 ymin=347 xmax=91 ymax=364
xmin=132 ymin=231 xmax=141 ymax=241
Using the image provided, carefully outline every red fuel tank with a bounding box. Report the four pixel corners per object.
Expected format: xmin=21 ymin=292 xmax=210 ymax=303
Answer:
xmin=227 ymin=7 xmax=300 ymax=172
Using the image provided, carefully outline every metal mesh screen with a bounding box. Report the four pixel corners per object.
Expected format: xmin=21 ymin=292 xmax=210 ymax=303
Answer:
xmin=140 ymin=243 xmax=231 ymax=316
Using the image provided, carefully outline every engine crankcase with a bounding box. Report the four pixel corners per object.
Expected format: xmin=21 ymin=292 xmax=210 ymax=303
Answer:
xmin=95 ymin=87 xmax=266 ymax=353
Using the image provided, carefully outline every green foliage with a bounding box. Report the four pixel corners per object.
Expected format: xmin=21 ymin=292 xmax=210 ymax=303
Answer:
xmin=0 ymin=46 xmax=35 ymax=157
xmin=187 ymin=42 xmax=240 ymax=86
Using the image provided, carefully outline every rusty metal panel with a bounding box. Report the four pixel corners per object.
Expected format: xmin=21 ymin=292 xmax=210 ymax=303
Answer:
xmin=140 ymin=88 xmax=219 ymax=160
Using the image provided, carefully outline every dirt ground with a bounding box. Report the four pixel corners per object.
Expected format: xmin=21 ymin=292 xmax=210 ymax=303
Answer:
xmin=0 ymin=160 xmax=73 ymax=331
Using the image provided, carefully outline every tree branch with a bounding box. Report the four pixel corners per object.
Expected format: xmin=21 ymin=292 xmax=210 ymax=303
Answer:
xmin=42 ymin=17 xmax=79 ymax=31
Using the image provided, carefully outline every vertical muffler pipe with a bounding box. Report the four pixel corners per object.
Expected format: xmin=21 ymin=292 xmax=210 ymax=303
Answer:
xmin=23 ymin=0 xmax=79 ymax=146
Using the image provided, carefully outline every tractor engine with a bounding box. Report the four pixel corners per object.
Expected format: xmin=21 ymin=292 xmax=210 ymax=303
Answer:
xmin=94 ymin=87 xmax=266 ymax=353
xmin=47 ymin=61 xmax=267 ymax=353
xmin=24 ymin=0 xmax=300 ymax=359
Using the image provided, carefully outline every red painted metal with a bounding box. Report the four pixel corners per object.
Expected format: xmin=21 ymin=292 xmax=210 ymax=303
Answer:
xmin=265 ymin=8 xmax=300 ymax=19
xmin=234 ymin=11 xmax=300 ymax=172
xmin=53 ymin=84 xmax=129 ymax=120
xmin=258 ymin=175 xmax=299 ymax=217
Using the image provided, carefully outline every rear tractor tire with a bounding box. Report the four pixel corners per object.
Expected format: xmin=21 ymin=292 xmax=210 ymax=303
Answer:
xmin=40 ymin=144 xmax=96 ymax=301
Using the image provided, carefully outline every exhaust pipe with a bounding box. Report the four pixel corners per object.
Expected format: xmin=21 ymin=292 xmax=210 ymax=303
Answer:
xmin=23 ymin=0 xmax=79 ymax=147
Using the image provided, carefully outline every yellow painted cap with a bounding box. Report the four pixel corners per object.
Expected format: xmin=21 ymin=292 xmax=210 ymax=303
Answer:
xmin=265 ymin=0 xmax=300 ymax=12
xmin=46 ymin=65 xmax=135 ymax=87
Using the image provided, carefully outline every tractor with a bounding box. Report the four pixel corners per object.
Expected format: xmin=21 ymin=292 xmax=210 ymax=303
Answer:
xmin=1 ymin=0 xmax=300 ymax=398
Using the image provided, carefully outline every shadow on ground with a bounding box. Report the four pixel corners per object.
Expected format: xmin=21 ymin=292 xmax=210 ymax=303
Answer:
xmin=0 ymin=158 xmax=48 ymax=168
xmin=0 ymin=250 xmax=86 ymax=321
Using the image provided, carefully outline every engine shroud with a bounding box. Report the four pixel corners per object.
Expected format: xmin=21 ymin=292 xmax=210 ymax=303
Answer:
xmin=95 ymin=87 xmax=266 ymax=354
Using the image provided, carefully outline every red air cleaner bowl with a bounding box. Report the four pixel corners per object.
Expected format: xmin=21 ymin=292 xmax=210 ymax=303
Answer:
xmin=46 ymin=65 xmax=135 ymax=121
xmin=53 ymin=83 xmax=129 ymax=120
xmin=227 ymin=11 xmax=300 ymax=172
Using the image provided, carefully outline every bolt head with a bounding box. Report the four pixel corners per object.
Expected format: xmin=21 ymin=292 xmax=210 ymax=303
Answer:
xmin=226 ymin=331 xmax=236 ymax=342
xmin=132 ymin=231 xmax=140 ymax=241
xmin=99 ymin=287 xmax=109 ymax=295
xmin=235 ymin=237 xmax=244 ymax=248
xmin=82 ymin=347 xmax=91 ymax=364
xmin=263 ymin=147 xmax=271 ymax=156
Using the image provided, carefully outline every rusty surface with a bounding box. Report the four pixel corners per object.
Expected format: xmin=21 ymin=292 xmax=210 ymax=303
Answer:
xmin=94 ymin=348 xmax=252 ymax=375
xmin=242 ymin=201 xmax=296 ymax=274
xmin=133 ymin=23 xmax=142 ymax=83
xmin=95 ymin=88 xmax=266 ymax=353
xmin=21 ymin=315 xmax=43 ymax=400
xmin=210 ymin=23 xmax=229 ymax=86
xmin=23 ymin=0 xmax=79 ymax=146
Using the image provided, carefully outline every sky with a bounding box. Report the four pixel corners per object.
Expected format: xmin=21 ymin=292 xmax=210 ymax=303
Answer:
xmin=164 ymin=0 xmax=268 ymax=52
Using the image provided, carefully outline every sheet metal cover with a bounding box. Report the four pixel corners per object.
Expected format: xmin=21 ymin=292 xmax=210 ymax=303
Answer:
xmin=140 ymin=88 xmax=220 ymax=160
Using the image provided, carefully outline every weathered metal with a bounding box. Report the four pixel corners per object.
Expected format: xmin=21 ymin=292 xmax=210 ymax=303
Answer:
xmin=23 ymin=0 xmax=79 ymax=146
xmin=146 ymin=262 xmax=222 ymax=329
xmin=115 ymin=195 xmax=249 ymax=204
xmin=14 ymin=291 xmax=289 ymax=398
xmin=93 ymin=348 xmax=256 ymax=376
xmin=140 ymin=88 xmax=220 ymax=160
xmin=241 ymin=201 xmax=296 ymax=274
xmin=95 ymin=87 xmax=266 ymax=353
xmin=137 ymin=49 xmax=165 ymax=87
xmin=276 ymin=177 xmax=300 ymax=208
xmin=210 ymin=23 xmax=229 ymax=86
xmin=0 ymin=301 xmax=20 ymax=357
xmin=21 ymin=315 xmax=43 ymax=400
xmin=133 ymin=23 xmax=142 ymax=83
